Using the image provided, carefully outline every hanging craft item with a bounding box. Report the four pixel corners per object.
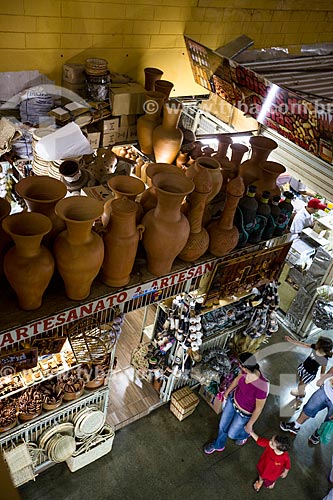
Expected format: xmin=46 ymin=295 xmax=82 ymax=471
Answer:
xmin=66 ymin=317 xmax=116 ymax=363
xmin=312 ymin=285 xmax=333 ymax=329
xmin=3 ymin=440 xmax=36 ymax=487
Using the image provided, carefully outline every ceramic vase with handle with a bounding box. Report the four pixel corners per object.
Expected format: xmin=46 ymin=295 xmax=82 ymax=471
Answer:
xmin=208 ymin=175 xmax=245 ymax=256
xmin=153 ymin=100 xmax=183 ymax=164
xmin=101 ymin=198 xmax=144 ymax=287
xmin=54 ymin=196 xmax=104 ymax=300
xmin=2 ymin=212 xmax=54 ymax=310
xmin=104 ymin=175 xmax=145 ymax=224
xmin=15 ymin=175 xmax=67 ymax=245
xmin=254 ymin=161 xmax=286 ymax=201
xmin=142 ymin=172 xmax=194 ymax=276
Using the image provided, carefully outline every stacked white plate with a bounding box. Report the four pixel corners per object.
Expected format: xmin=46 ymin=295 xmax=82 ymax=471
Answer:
xmin=32 ymin=128 xmax=54 ymax=176
xmin=73 ymin=406 xmax=106 ymax=440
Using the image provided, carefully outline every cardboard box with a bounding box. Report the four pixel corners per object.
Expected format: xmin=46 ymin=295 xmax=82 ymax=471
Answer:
xmin=120 ymin=114 xmax=137 ymax=127
xmin=101 ymin=131 xmax=117 ymax=147
xmin=62 ymin=63 xmax=85 ymax=83
xmin=109 ymin=83 xmax=146 ymax=116
xmin=116 ymin=127 xmax=128 ymax=143
xmin=127 ymin=124 xmax=137 ymax=141
xmin=199 ymin=385 xmax=223 ymax=415
xmin=96 ymin=117 xmax=119 ymax=133
xmin=85 ymin=126 xmax=101 ymax=149
xmin=62 ymin=80 xmax=87 ymax=98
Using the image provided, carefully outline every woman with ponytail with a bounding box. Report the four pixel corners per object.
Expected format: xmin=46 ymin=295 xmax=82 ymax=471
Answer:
xmin=204 ymin=352 xmax=269 ymax=454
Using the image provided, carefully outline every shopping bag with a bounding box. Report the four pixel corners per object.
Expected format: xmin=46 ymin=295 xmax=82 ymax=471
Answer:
xmin=318 ymin=420 xmax=333 ymax=445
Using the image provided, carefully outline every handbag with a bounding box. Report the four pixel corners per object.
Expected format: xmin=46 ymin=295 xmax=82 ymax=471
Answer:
xmin=317 ymin=420 xmax=333 ymax=445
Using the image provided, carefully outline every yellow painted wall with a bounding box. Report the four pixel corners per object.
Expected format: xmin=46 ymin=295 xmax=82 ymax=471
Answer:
xmin=0 ymin=0 xmax=333 ymax=96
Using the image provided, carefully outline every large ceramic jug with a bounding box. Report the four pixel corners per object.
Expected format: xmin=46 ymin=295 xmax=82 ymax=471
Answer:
xmin=178 ymin=167 xmax=212 ymax=262
xmin=0 ymin=197 xmax=11 ymax=278
xmin=153 ymin=100 xmax=183 ymax=164
xmin=140 ymin=163 xmax=185 ymax=214
xmin=2 ymin=212 xmax=54 ymax=310
xmin=239 ymin=136 xmax=278 ymax=188
xmin=254 ymin=161 xmax=286 ymax=200
xmin=137 ymin=91 xmax=165 ymax=155
xmin=54 ymin=196 xmax=104 ymax=300
xmin=142 ymin=173 xmax=194 ymax=276
xmin=208 ymin=176 xmax=245 ymax=256
xmin=101 ymin=198 xmax=144 ymax=287
xmin=15 ymin=175 xmax=67 ymax=245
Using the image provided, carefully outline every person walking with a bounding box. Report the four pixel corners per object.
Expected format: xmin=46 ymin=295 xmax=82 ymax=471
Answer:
xmin=280 ymin=376 xmax=333 ymax=445
xmin=284 ymin=335 xmax=332 ymax=408
xmin=203 ymin=352 xmax=269 ymax=454
xmin=249 ymin=430 xmax=291 ymax=492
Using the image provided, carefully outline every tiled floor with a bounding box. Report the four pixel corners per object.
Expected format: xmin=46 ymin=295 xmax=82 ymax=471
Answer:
xmin=19 ymin=325 xmax=333 ymax=500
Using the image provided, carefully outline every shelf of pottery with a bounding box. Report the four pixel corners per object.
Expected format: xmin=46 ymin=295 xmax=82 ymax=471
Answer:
xmin=130 ymin=283 xmax=281 ymax=403
xmin=0 ymin=313 xmax=124 ymax=486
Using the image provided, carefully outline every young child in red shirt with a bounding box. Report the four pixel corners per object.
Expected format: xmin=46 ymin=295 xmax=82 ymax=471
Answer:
xmin=249 ymin=430 xmax=291 ymax=491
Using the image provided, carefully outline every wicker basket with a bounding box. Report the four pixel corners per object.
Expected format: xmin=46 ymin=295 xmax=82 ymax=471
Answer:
xmin=3 ymin=441 xmax=35 ymax=487
xmin=66 ymin=425 xmax=115 ymax=472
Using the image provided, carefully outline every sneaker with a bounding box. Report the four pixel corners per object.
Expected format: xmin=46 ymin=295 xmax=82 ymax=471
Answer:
xmin=235 ymin=438 xmax=248 ymax=446
xmin=280 ymin=421 xmax=299 ymax=435
xmin=203 ymin=443 xmax=225 ymax=454
xmin=308 ymin=430 xmax=320 ymax=445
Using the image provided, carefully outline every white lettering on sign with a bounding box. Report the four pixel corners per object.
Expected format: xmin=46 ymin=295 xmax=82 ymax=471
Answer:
xmin=1 ymin=261 xmax=215 ymax=348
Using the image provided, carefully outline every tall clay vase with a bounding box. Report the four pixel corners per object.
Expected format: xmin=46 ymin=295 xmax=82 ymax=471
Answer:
xmin=101 ymin=198 xmax=144 ymax=287
xmin=2 ymin=212 xmax=54 ymax=310
xmin=105 ymin=175 xmax=145 ymax=224
xmin=230 ymin=143 xmax=249 ymax=177
xmin=178 ymin=168 xmax=212 ymax=262
xmin=186 ymin=156 xmax=222 ymax=204
xmin=15 ymin=175 xmax=67 ymax=246
xmin=239 ymin=136 xmax=278 ymax=188
xmin=153 ymin=101 xmax=183 ymax=164
xmin=208 ymin=176 xmax=245 ymax=257
xmin=154 ymin=80 xmax=174 ymax=98
xmin=54 ymin=196 xmax=104 ymax=300
xmin=254 ymin=161 xmax=286 ymax=201
xmin=140 ymin=163 xmax=185 ymax=213
xmin=137 ymin=92 xmax=165 ymax=155
xmin=144 ymin=67 xmax=163 ymax=91
xmin=0 ymin=198 xmax=11 ymax=278
xmin=142 ymin=173 xmax=194 ymax=276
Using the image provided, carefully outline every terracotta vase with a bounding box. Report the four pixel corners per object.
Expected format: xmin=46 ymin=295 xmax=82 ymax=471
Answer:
xmin=144 ymin=67 xmax=163 ymax=91
xmin=254 ymin=161 xmax=286 ymax=200
xmin=153 ymin=101 xmax=183 ymax=164
xmin=105 ymin=175 xmax=145 ymax=224
xmin=2 ymin=212 xmax=54 ymax=310
xmin=0 ymin=198 xmax=11 ymax=278
xmin=101 ymin=198 xmax=144 ymax=287
xmin=15 ymin=175 xmax=67 ymax=245
xmin=208 ymin=176 xmax=245 ymax=256
xmin=140 ymin=163 xmax=185 ymax=213
xmin=137 ymin=92 xmax=165 ymax=155
xmin=178 ymin=168 xmax=212 ymax=262
xmin=239 ymin=136 xmax=278 ymax=188
xmin=213 ymin=135 xmax=232 ymax=162
xmin=54 ymin=196 xmax=104 ymax=300
xmin=230 ymin=143 xmax=249 ymax=176
xmin=154 ymin=80 xmax=174 ymax=98
xmin=186 ymin=156 xmax=222 ymax=204
xmin=142 ymin=172 xmax=194 ymax=276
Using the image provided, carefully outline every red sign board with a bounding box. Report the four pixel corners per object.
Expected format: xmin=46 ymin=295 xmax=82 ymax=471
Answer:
xmin=185 ymin=36 xmax=333 ymax=164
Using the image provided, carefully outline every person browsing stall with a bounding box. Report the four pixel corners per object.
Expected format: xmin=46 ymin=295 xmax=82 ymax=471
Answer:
xmin=204 ymin=352 xmax=269 ymax=454
xmin=290 ymin=197 xmax=327 ymax=235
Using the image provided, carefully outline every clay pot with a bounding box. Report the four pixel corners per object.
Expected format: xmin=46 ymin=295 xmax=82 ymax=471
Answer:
xmin=0 ymin=197 xmax=11 ymax=278
xmin=15 ymin=175 xmax=67 ymax=245
xmin=239 ymin=136 xmax=278 ymax=188
xmin=144 ymin=67 xmax=163 ymax=91
xmin=178 ymin=168 xmax=212 ymax=262
xmin=153 ymin=100 xmax=183 ymax=164
xmin=54 ymin=196 xmax=104 ymax=300
xmin=106 ymin=175 xmax=145 ymax=223
xmin=186 ymin=156 xmax=222 ymax=204
xmin=208 ymin=176 xmax=245 ymax=256
xmin=2 ymin=212 xmax=54 ymax=310
xmin=254 ymin=161 xmax=286 ymax=201
xmin=101 ymin=198 xmax=144 ymax=287
xmin=140 ymin=163 xmax=185 ymax=213
xmin=59 ymin=160 xmax=92 ymax=192
xmin=154 ymin=80 xmax=174 ymax=98
xmin=142 ymin=172 xmax=194 ymax=276
xmin=137 ymin=91 xmax=165 ymax=155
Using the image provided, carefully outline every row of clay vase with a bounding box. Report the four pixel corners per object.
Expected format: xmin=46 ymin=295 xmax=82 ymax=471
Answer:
xmin=137 ymin=95 xmax=183 ymax=165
